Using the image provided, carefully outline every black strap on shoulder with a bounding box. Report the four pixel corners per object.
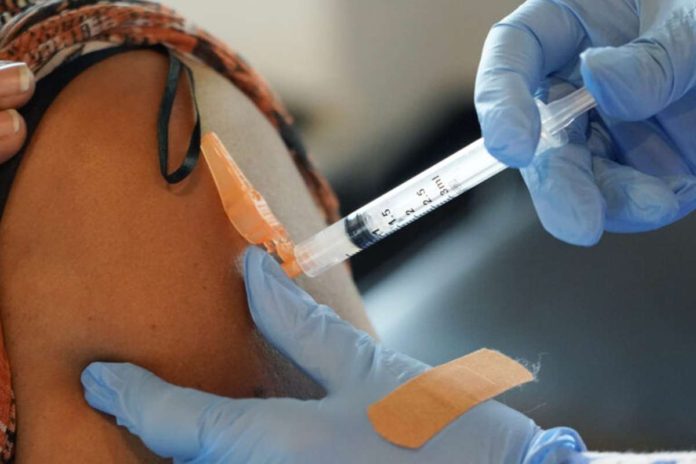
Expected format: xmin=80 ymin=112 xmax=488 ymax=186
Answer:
xmin=0 ymin=46 xmax=202 ymax=222
xmin=157 ymin=50 xmax=201 ymax=184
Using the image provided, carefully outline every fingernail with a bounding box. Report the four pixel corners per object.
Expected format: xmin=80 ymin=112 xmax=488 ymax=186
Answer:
xmin=244 ymin=246 xmax=287 ymax=285
xmin=261 ymin=250 xmax=291 ymax=283
xmin=0 ymin=109 xmax=20 ymax=137
xmin=81 ymin=364 xmax=116 ymax=413
xmin=244 ymin=246 xmax=315 ymax=320
xmin=258 ymin=249 xmax=308 ymax=300
xmin=0 ymin=63 xmax=32 ymax=97
xmin=244 ymin=247 xmax=287 ymax=300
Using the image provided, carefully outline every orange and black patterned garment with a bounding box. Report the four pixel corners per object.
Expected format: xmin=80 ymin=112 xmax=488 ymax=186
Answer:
xmin=0 ymin=0 xmax=341 ymax=461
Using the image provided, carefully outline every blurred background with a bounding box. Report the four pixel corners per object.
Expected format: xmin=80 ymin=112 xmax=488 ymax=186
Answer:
xmin=166 ymin=0 xmax=696 ymax=453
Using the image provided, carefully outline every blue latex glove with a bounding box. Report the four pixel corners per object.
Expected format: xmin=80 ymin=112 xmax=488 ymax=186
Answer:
xmin=80 ymin=247 xmax=584 ymax=463
xmin=475 ymin=0 xmax=696 ymax=245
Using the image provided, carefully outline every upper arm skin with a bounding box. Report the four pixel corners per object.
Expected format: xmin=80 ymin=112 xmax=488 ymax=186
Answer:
xmin=183 ymin=55 xmax=373 ymax=334
xmin=0 ymin=50 xmax=365 ymax=462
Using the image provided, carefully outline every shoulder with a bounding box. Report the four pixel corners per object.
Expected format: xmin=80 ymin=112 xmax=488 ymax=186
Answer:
xmin=31 ymin=49 xmax=196 ymax=176
xmin=0 ymin=48 xmax=205 ymax=279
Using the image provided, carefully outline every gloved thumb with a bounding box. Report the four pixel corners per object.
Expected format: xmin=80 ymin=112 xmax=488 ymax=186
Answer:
xmin=243 ymin=246 xmax=428 ymax=392
xmin=81 ymin=362 xmax=243 ymax=462
xmin=580 ymin=11 xmax=696 ymax=121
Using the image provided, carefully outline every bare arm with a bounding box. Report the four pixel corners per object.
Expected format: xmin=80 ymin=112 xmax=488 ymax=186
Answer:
xmin=0 ymin=49 xmax=367 ymax=462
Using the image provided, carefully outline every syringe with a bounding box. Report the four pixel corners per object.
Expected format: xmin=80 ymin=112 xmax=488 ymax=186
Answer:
xmin=294 ymin=87 xmax=597 ymax=277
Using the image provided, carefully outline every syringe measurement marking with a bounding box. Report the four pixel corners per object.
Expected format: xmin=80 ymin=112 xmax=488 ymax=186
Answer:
xmin=358 ymin=175 xmax=464 ymax=244
xmin=433 ymin=175 xmax=449 ymax=197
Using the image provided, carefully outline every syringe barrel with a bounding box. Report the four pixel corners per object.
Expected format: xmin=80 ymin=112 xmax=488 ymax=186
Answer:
xmin=295 ymin=139 xmax=505 ymax=277
xmin=294 ymin=87 xmax=597 ymax=278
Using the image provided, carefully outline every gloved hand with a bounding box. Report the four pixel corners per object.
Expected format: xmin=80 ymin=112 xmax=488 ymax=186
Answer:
xmin=475 ymin=0 xmax=696 ymax=245
xmin=81 ymin=247 xmax=584 ymax=463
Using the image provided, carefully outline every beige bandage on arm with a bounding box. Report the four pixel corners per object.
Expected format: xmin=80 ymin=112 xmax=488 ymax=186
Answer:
xmin=367 ymin=349 xmax=534 ymax=449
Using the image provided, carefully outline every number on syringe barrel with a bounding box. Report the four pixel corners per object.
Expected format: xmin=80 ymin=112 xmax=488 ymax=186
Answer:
xmin=400 ymin=176 xmax=457 ymax=219
xmin=362 ymin=174 xmax=460 ymax=240
xmin=432 ymin=175 xmax=449 ymax=197
xmin=415 ymin=185 xmax=439 ymax=209
xmin=381 ymin=208 xmax=398 ymax=227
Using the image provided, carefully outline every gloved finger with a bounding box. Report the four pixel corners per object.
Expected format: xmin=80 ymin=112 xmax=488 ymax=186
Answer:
xmin=580 ymin=8 xmax=696 ymax=121
xmin=593 ymin=158 xmax=680 ymax=233
xmin=521 ymin=143 xmax=605 ymax=246
xmin=605 ymin=119 xmax=692 ymax=177
xmin=665 ymin=174 xmax=696 ymax=221
xmin=523 ymin=427 xmax=587 ymax=464
xmin=244 ymin=247 xmax=426 ymax=392
xmin=82 ymin=362 xmax=252 ymax=462
xmin=475 ymin=0 xmax=586 ymax=167
xmin=654 ymin=89 xmax=696 ymax=170
xmin=585 ymin=118 xmax=615 ymax=160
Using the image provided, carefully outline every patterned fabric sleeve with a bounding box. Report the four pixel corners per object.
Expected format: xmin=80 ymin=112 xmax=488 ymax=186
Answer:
xmin=0 ymin=0 xmax=339 ymax=225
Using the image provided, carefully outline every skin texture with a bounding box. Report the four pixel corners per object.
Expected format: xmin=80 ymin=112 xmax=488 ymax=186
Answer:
xmin=0 ymin=50 xmax=372 ymax=462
